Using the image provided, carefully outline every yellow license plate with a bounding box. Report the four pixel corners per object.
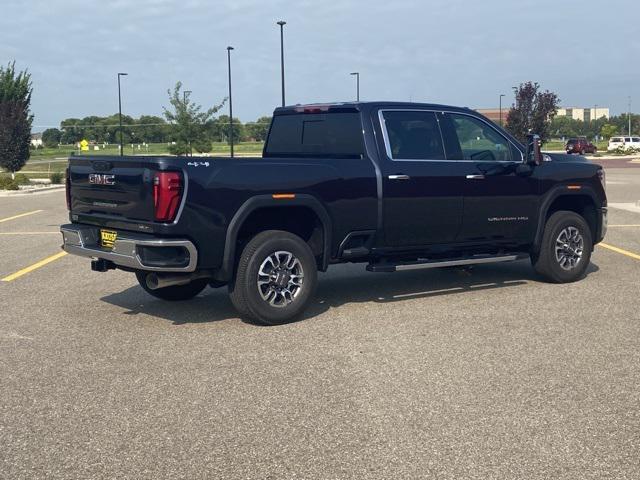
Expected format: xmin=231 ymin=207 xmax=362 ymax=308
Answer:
xmin=100 ymin=229 xmax=118 ymax=249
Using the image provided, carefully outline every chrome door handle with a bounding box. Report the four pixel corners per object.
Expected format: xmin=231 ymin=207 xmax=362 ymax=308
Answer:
xmin=465 ymin=174 xmax=485 ymax=179
xmin=388 ymin=174 xmax=410 ymax=180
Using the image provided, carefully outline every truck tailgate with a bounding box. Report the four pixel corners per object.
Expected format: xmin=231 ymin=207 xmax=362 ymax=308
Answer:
xmin=68 ymin=157 xmax=158 ymax=223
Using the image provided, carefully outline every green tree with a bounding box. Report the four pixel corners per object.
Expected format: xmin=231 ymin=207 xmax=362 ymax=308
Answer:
xmin=42 ymin=128 xmax=62 ymax=147
xmin=163 ymin=82 xmax=225 ymax=156
xmin=0 ymin=62 xmax=33 ymax=174
xmin=505 ymin=81 xmax=559 ymax=144
xmin=208 ymin=115 xmax=245 ymax=143
xmin=600 ymin=124 xmax=617 ymax=139
xmin=244 ymin=116 xmax=271 ymax=141
xmin=136 ymin=115 xmax=169 ymax=143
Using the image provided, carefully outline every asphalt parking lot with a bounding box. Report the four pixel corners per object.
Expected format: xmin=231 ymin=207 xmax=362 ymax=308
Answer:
xmin=1 ymin=164 xmax=639 ymax=479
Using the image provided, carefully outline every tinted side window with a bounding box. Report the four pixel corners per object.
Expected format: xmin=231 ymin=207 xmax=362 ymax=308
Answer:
xmin=265 ymin=113 xmax=364 ymax=158
xmin=445 ymin=113 xmax=513 ymax=161
xmin=381 ymin=111 xmax=445 ymax=160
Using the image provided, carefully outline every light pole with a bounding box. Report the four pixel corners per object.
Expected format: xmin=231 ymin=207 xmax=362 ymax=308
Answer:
xmin=499 ymin=94 xmax=505 ymax=127
xmin=629 ymin=96 xmax=632 ymax=136
xmin=227 ymin=46 xmax=234 ymax=158
xmin=117 ymin=72 xmax=128 ymax=156
xmin=350 ymin=72 xmax=359 ymax=101
xmin=183 ymin=90 xmax=192 ymax=156
xmin=277 ymin=21 xmax=286 ymax=107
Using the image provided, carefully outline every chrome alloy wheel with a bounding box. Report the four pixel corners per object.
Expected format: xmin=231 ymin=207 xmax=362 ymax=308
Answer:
xmin=257 ymin=251 xmax=305 ymax=307
xmin=555 ymin=226 xmax=584 ymax=271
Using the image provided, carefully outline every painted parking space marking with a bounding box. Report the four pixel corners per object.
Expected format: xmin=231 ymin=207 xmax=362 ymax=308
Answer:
xmin=0 ymin=210 xmax=43 ymax=224
xmin=607 ymin=225 xmax=640 ymax=228
xmin=1 ymin=251 xmax=68 ymax=282
xmin=599 ymin=243 xmax=640 ymax=261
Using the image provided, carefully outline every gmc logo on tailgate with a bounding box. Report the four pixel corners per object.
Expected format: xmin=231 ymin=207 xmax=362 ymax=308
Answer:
xmin=89 ymin=174 xmax=115 ymax=185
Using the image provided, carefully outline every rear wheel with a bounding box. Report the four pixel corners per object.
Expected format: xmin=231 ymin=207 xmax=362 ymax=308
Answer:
xmin=531 ymin=211 xmax=592 ymax=283
xmin=228 ymin=230 xmax=318 ymax=325
xmin=135 ymin=271 xmax=208 ymax=301
xmin=580 ymin=149 xmax=586 ymax=155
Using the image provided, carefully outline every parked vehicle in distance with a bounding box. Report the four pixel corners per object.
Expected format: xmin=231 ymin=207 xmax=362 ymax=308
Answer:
xmin=61 ymin=102 xmax=608 ymax=325
xmin=608 ymin=136 xmax=640 ymax=151
xmin=565 ymin=137 xmax=597 ymax=155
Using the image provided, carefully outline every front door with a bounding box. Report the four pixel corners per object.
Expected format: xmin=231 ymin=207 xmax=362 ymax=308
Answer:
xmin=437 ymin=112 xmax=539 ymax=243
xmin=376 ymin=109 xmax=467 ymax=247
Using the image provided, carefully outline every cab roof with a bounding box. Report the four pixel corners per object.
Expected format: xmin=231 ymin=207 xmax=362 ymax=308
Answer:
xmin=273 ymin=101 xmax=473 ymax=115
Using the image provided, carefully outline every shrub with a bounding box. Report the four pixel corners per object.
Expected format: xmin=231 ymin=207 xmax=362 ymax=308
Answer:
xmin=13 ymin=172 xmax=30 ymax=185
xmin=49 ymin=171 xmax=64 ymax=184
xmin=0 ymin=177 xmax=19 ymax=190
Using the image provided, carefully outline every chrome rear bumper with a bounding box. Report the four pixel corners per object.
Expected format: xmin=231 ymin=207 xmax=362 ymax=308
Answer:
xmin=60 ymin=224 xmax=198 ymax=272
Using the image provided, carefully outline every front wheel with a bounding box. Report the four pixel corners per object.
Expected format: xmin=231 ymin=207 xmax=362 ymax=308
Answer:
xmin=229 ymin=230 xmax=318 ymax=325
xmin=531 ymin=211 xmax=592 ymax=283
xmin=135 ymin=271 xmax=208 ymax=301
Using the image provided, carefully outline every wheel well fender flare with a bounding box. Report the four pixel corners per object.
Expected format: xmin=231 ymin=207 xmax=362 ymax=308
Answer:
xmin=219 ymin=194 xmax=332 ymax=280
xmin=533 ymin=185 xmax=599 ymax=251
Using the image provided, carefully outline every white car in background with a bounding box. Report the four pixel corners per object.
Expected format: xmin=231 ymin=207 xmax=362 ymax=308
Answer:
xmin=608 ymin=136 xmax=640 ymax=151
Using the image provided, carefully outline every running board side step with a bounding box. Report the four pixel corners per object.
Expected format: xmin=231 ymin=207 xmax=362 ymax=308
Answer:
xmin=366 ymin=254 xmax=528 ymax=273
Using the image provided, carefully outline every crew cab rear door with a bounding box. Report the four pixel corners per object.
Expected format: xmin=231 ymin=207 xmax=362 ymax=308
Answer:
xmin=437 ymin=111 xmax=539 ymax=242
xmin=376 ymin=109 xmax=467 ymax=247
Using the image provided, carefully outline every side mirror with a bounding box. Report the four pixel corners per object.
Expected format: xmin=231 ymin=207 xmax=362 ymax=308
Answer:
xmin=526 ymin=134 xmax=542 ymax=165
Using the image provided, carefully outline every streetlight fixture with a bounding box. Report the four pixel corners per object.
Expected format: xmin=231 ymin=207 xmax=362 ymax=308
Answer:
xmin=499 ymin=93 xmax=505 ymax=127
xmin=183 ymin=90 xmax=192 ymax=156
xmin=227 ymin=46 xmax=234 ymax=158
xmin=117 ymin=72 xmax=128 ymax=156
xmin=277 ymin=21 xmax=286 ymax=107
xmin=350 ymin=72 xmax=360 ymax=101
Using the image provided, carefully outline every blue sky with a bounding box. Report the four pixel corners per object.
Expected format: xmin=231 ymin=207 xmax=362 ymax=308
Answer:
xmin=2 ymin=0 xmax=639 ymax=130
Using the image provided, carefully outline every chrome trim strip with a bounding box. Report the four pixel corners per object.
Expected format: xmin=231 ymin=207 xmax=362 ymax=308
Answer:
xmin=395 ymin=255 xmax=520 ymax=271
xmin=60 ymin=224 xmax=197 ymax=272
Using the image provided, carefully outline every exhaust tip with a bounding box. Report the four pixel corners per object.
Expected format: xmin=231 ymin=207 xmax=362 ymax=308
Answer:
xmin=145 ymin=273 xmax=160 ymax=290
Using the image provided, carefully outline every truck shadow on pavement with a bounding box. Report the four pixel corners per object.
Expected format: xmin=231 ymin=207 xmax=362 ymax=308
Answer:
xmin=100 ymin=260 xmax=599 ymax=326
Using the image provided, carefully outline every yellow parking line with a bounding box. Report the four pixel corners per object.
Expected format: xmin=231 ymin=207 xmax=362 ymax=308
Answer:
xmin=1 ymin=251 xmax=68 ymax=282
xmin=0 ymin=210 xmax=43 ymax=224
xmin=599 ymin=243 xmax=640 ymax=261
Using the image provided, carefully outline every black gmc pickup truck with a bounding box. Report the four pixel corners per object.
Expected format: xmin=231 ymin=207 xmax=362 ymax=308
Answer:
xmin=61 ymin=102 xmax=607 ymax=324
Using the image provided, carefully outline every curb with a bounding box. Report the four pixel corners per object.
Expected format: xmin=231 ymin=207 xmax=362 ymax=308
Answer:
xmin=0 ymin=185 xmax=65 ymax=197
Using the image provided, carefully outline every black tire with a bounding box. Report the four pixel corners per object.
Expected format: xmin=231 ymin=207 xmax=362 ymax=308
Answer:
xmin=531 ymin=211 xmax=592 ymax=283
xmin=580 ymin=149 xmax=586 ymax=155
xmin=228 ymin=230 xmax=318 ymax=325
xmin=135 ymin=271 xmax=208 ymax=301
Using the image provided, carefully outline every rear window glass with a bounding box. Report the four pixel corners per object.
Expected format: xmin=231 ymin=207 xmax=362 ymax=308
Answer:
xmin=610 ymin=137 xmax=622 ymax=142
xmin=625 ymin=137 xmax=631 ymax=142
xmin=265 ymin=113 xmax=364 ymax=158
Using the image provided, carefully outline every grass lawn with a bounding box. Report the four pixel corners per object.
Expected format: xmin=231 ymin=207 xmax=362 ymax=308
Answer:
xmin=544 ymin=140 xmax=609 ymax=151
xmin=5 ymin=142 xmax=266 ymax=177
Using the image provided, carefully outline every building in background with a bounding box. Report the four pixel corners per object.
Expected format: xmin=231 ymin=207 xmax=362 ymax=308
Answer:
xmin=556 ymin=107 xmax=609 ymax=122
xmin=475 ymin=109 xmax=504 ymax=123
xmin=477 ymin=106 xmax=610 ymax=125
xmin=30 ymin=132 xmax=43 ymax=147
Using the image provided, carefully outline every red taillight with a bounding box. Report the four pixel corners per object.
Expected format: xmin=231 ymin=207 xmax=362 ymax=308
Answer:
xmin=153 ymin=171 xmax=182 ymax=222
xmin=65 ymin=167 xmax=71 ymax=210
xmin=294 ymin=104 xmax=331 ymax=113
